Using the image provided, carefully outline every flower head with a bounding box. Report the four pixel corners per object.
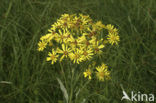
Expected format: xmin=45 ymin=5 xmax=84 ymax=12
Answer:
xmin=37 ymin=41 xmax=47 ymax=51
xmin=107 ymin=33 xmax=120 ymax=45
xmin=37 ymin=13 xmax=120 ymax=76
xmin=92 ymin=41 xmax=105 ymax=54
xmin=69 ymin=49 xmax=83 ymax=64
xmin=81 ymin=47 xmax=94 ymax=60
xmin=57 ymin=44 xmax=72 ymax=61
xmin=96 ymin=63 xmax=110 ymax=81
xmin=83 ymin=68 xmax=92 ymax=80
xmin=47 ymin=49 xmax=59 ymax=64
xmin=105 ymin=24 xmax=118 ymax=34
xmin=55 ymin=30 xmax=66 ymax=43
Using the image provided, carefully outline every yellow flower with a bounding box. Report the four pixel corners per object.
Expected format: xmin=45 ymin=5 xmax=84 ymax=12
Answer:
xmin=89 ymin=36 xmax=97 ymax=45
xmin=60 ymin=14 xmax=71 ymax=21
xmin=57 ymin=44 xmax=72 ymax=61
xmin=86 ymin=28 xmax=98 ymax=38
xmin=68 ymin=35 xmax=79 ymax=48
xmin=55 ymin=29 xmax=67 ymax=43
xmin=57 ymin=18 xmax=70 ymax=28
xmin=83 ymin=68 xmax=92 ymax=80
xmin=96 ymin=64 xmax=110 ymax=81
xmin=72 ymin=16 xmax=81 ymax=29
xmin=107 ymin=33 xmax=120 ymax=45
xmin=92 ymin=41 xmax=105 ymax=54
xmin=81 ymin=47 xmax=94 ymax=60
xmin=37 ymin=41 xmax=47 ymax=51
xmin=92 ymin=21 xmax=105 ymax=31
xmin=79 ymin=13 xmax=92 ymax=25
xmin=46 ymin=49 xmax=59 ymax=64
xmin=105 ymin=24 xmax=114 ymax=30
xmin=40 ymin=33 xmax=54 ymax=43
xmin=50 ymin=22 xmax=59 ymax=31
xmin=78 ymin=36 xmax=91 ymax=47
xmin=105 ymin=24 xmax=118 ymax=34
xmin=62 ymin=29 xmax=71 ymax=44
xmin=69 ymin=49 xmax=83 ymax=64
xmin=101 ymin=63 xmax=108 ymax=69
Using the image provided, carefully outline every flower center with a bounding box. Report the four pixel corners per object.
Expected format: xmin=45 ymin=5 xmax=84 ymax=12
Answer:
xmin=111 ymin=36 xmax=116 ymax=41
xmin=60 ymin=35 xmax=64 ymax=40
xmin=99 ymin=72 xmax=104 ymax=77
xmin=89 ymin=31 xmax=96 ymax=37
xmin=74 ymin=53 xmax=80 ymax=59
xmin=72 ymin=40 xmax=77 ymax=46
xmin=87 ymin=71 xmax=91 ymax=75
xmin=83 ymin=51 xmax=88 ymax=56
xmin=63 ymin=22 xmax=67 ymax=26
xmin=40 ymin=43 xmax=45 ymax=47
xmin=64 ymin=51 xmax=68 ymax=55
xmin=86 ymin=41 xmax=90 ymax=46
xmin=52 ymin=31 xmax=56 ymax=35
xmin=95 ymin=48 xmax=99 ymax=52
xmin=51 ymin=55 xmax=55 ymax=60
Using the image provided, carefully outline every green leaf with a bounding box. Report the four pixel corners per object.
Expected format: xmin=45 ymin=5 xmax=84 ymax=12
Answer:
xmin=57 ymin=78 xmax=68 ymax=103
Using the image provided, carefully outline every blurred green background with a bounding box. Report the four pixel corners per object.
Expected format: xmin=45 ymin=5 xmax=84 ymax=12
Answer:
xmin=0 ymin=0 xmax=156 ymax=103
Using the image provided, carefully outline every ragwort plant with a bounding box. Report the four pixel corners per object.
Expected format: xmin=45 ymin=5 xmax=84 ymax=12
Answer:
xmin=37 ymin=14 xmax=119 ymax=103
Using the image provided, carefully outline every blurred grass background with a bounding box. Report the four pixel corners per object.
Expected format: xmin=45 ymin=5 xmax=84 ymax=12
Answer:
xmin=0 ymin=0 xmax=156 ymax=103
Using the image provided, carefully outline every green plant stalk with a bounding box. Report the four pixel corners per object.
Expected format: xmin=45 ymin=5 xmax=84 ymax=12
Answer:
xmin=69 ymin=67 xmax=75 ymax=103
xmin=59 ymin=62 xmax=68 ymax=91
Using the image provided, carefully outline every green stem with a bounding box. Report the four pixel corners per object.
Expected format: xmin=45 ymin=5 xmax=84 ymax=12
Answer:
xmin=69 ymin=66 xmax=75 ymax=103
xmin=75 ymin=80 xmax=90 ymax=103
xmin=59 ymin=62 xmax=68 ymax=91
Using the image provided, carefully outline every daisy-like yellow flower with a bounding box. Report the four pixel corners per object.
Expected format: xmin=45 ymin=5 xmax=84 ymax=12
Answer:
xmin=101 ymin=63 xmax=108 ymax=69
xmin=79 ymin=13 xmax=92 ymax=25
xmin=55 ymin=29 xmax=67 ymax=43
xmin=92 ymin=21 xmax=105 ymax=31
xmin=105 ymin=24 xmax=118 ymax=34
xmin=57 ymin=44 xmax=72 ymax=61
xmin=57 ymin=18 xmax=70 ymax=29
xmin=92 ymin=41 xmax=105 ymax=54
xmin=78 ymin=36 xmax=91 ymax=47
xmin=96 ymin=64 xmax=110 ymax=81
xmin=46 ymin=49 xmax=59 ymax=64
xmin=40 ymin=33 xmax=54 ymax=43
xmin=48 ymin=29 xmax=58 ymax=37
xmin=89 ymin=36 xmax=97 ymax=45
xmin=60 ymin=14 xmax=71 ymax=21
xmin=72 ymin=16 xmax=81 ymax=30
xmin=50 ymin=21 xmax=61 ymax=31
xmin=68 ymin=35 xmax=79 ymax=48
xmin=62 ymin=29 xmax=71 ymax=44
xmin=81 ymin=47 xmax=94 ymax=60
xmin=69 ymin=49 xmax=83 ymax=64
xmin=86 ymin=28 xmax=98 ymax=38
xmin=107 ymin=33 xmax=120 ymax=45
xmin=37 ymin=41 xmax=47 ymax=51
xmin=83 ymin=68 xmax=92 ymax=80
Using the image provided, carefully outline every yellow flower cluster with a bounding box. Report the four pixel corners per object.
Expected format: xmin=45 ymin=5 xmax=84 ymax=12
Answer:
xmin=105 ymin=24 xmax=120 ymax=45
xmin=83 ymin=63 xmax=110 ymax=81
xmin=37 ymin=14 xmax=120 ymax=65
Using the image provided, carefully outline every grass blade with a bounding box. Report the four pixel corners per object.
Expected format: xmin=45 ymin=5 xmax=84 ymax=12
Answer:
xmin=57 ymin=78 xmax=68 ymax=103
